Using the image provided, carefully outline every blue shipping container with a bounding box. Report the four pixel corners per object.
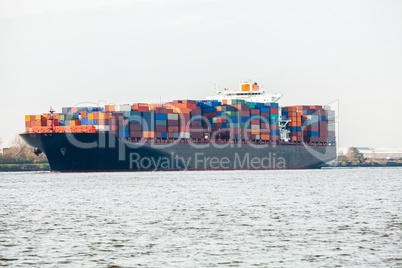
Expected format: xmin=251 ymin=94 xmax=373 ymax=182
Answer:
xmin=155 ymin=114 xmax=167 ymax=120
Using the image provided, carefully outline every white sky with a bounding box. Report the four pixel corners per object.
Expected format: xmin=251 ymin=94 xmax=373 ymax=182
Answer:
xmin=1 ymin=0 xmax=401 ymax=148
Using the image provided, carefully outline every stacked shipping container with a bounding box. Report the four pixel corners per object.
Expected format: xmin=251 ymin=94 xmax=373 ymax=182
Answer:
xmin=282 ymin=105 xmax=335 ymax=144
xmin=25 ymin=100 xmax=335 ymax=144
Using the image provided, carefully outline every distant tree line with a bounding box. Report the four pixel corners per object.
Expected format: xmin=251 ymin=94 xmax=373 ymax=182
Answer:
xmin=337 ymin=147 xmax=401 ymax=166
xmin=0 ymin=135 xmax=47 ymax=164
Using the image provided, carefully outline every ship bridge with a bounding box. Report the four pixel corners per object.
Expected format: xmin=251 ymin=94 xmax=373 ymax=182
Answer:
xmin=206 ymin=80 xmax=282 ymax=103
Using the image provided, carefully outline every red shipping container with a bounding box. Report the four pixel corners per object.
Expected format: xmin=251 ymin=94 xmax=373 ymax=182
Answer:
xmin=270 ymin=124 xmax=279 ymax=130
xmin=250 ymin=109 xmax=259 ymax=115
xmin=319 ymin=121 xmax=327 ymax=128
xmin=167 ymin=120 xmax=179 ymax=126
xmin=240 ymin=111 xmax=250 ymax=117
xmin=230 ymin=128 xmax=240 ymax=134
xmin=138 ymin=106 xmax=149 ymax=112
xmin=190 ymin=126 xmax=203 ymax=131
xmin=168 ymin=126 xmax=179 ymax=132
xmin=190 ymin=108 xmax=202 ymax=115
xmin=190 ymin=132 xmax=203 ymax=139
xmin=261 ymin=123 xmax=270 ymax=129
xmin=251 ymin=119 xmax=259 ymax=125
xmin=156 ymin=108 xmax=167 ymax=113
xmin=260 ymin=112 xmax=269 ymax=118
xmin=130 ymin=131 xmax=142 ymax=138
xmin=183 ymin=100 xmax=197 ymax=104
xmin=319 ymin=137 xmax=328 ymax=143
xmin=180 ymin=126 xmax=190 ymax=132
xmin=155 ymin=126 xmax=166 ymax=132
xmin=270 ymin=108 xmax=279 ymax=114
xmin=190 ymin=121 xmax=202 ymax=127
xmin=260 ymin=128 xmax=270 ymax=134
xmin=185 ymin=103 xmax=197 ymax=109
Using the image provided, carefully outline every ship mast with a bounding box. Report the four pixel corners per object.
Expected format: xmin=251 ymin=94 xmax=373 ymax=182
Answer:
xmin=49 ymin=106 xmax=55 ymax=133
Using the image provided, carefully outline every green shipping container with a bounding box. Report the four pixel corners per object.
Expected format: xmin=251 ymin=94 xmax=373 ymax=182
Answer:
xmin=232 ymin=99 xmax=246 ymax=105
xmin=245 ymin=102 xmax=256 ymax=109
xmin=270 ymin=114 xmax=279 ymax=120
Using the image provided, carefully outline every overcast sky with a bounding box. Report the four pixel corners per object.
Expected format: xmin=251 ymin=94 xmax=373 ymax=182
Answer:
xmin=1 ymin=0 xmax=401 ymax=148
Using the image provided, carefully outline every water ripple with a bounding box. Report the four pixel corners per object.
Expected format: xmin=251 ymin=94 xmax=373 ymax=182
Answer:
xmin=0 ymin=167 xmax=401 ymax=267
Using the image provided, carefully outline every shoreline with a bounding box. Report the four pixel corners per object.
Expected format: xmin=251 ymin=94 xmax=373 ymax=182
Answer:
xmin=0 ymin=163 xmax=50 ymax=172
xmin=1 ymin=163 xmax=401 ymax=172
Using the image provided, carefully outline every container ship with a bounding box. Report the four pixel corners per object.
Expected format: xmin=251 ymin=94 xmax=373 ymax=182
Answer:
xmin=20 ymin=81 xmax=336 ymax=172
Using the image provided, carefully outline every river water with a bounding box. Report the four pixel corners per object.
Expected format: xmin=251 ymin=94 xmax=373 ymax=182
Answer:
xmin=0 ymin=167 xmax=401 ymax=267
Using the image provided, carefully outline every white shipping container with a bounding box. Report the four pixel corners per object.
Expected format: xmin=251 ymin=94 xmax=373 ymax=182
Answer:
xmin=120 ymin=104 xmax=132 ymax=112
xmin=167 ymin=113 xmax=179 ymax=120
xmin=98 ymin=125 xmax=110 ymax=132
xmin=328 ymin=124 xmax=335 ymax=131
xmin=179 ymin=132 xmax=190 ymax=139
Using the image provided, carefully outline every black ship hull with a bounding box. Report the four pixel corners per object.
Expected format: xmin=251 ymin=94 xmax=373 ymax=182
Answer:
xmin=20 ymin=133 xmax=336 ymax=172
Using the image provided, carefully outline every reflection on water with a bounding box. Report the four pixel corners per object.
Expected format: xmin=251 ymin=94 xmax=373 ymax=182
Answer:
xmin=0 ymin=168 xmax=401 ymax=267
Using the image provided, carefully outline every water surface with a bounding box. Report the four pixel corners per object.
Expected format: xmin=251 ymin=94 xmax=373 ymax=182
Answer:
xmin=0 ymin=168 xmax=401 ymax=267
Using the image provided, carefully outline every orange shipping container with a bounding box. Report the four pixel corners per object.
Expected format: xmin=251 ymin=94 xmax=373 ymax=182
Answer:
xmin=54 ymin=126 xmax=64 ymax=133
xmin=251 ymin=129 xmax=260 ymax=135
xmin=86 ymin=126 xmax=96 ymax=133
xmin=81 ymin=111 xmax=86 ymax=118
xmin=217 ymin=117 xmax=226 ymax=123
xmin=25 ymin=115 xmax=30 ymax=121
xmin=261 ymin=134 xmax=270 ymax=140
xmin=241 ymin=84 xmax=250 ymax=91
xmin=32 ymin=127 xmax=40 ymax=133
xmin=106 ymin=105 xmax=115 ymax=112
xmin=143 ymin=131 xmax=154 ymax=138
